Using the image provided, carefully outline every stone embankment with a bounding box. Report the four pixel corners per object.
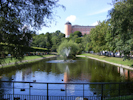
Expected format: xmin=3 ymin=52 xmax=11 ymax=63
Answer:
xmin=0 ymin=55 xmax=56 ymax=67
xmin=76 ymin=55 xmax=133 ymax=71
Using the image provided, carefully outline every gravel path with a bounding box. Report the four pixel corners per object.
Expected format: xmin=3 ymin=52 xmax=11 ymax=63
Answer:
xmin=0 ymin=55 xmax=56 ymax=67
xmin=76 ymin=55 xmax=133 ymax=71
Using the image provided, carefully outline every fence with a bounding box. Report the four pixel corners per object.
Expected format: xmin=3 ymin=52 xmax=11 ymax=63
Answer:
xmin=0 ymin=81 xmax=133 ymax=100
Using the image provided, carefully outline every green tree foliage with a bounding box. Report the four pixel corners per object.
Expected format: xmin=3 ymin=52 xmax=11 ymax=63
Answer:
xmin=78 ymin=43 xmax=85 ymax=54
xmin=109 ymin=0 xmax=133 ymax=60
xmin=51 ymin=30 xmax=65 ymax=51
xmin=105 ymin=27 xmax=116 ymax=51
xmin=73 ymin=31 xmax=82 ymax=37
xmin=57 ymin=40 xmax=79 ymax=58
xmin=31 ymin=30 xmax=65 ymax=52
xmin=69 ymin=34 xmax=78 ymax=42
xmin=0 ymin=22 xmax=34 ymax=61
xmin=0 ymin=0 xmax=63 ymax=63
xmin=31 ymin=32 xmax=52 ymax=49
xmin=68 ymin=31 xmax=84 ymax=53
xmin=45 ymin=32 xmax=52 ymax=51
xmin=69 ymin=31 xmax=87 ymax=54
xmin=75 ymin=37 xmax=82 ymax=44
xmin=90 ymin=21 xmax=109 ymax=52
xmin=82 ymin=34 xmax=92 ymax=52
xmin=31 ymin=33 xmax=46 ymax=47
xmin=74 ymin=37 xmax=84 ymax=53
xmin=69 ymin=31 xmax=82 ymax=39
xmin=0 ymin=0 xmax=64 ymax=29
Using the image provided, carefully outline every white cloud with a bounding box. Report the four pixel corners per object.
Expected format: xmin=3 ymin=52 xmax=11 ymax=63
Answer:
xmin=91 ymin=21 xmax=98 ymax=26
xmin=66 ymin=15 xmax=76 ymax=22
xmin=88 ymin=7 xmax=112 ymax=16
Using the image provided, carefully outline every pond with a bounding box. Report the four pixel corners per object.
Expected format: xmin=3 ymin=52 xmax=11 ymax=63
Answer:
xmin=0 ymin=57 xmax=133 ymax=99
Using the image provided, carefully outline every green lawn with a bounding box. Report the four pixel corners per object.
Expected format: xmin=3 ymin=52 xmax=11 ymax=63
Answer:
xmin=80 ymin=53 xmax=133 ymax=67
xmin=1 ymin=55 xmax=55 ymax=65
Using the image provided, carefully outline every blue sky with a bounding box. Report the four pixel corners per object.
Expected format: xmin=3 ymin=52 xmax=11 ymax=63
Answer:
xmin=38 ymin=0 xmax=113 ymax=34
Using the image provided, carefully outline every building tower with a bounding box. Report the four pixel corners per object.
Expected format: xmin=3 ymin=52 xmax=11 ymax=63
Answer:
xmin=65 ymin=21 xmax=72 ymax=38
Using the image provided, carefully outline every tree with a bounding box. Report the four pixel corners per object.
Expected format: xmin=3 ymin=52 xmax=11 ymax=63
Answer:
xmin=109 ymin=0 xmax=133 ymax=60
xmin=0 ymin=0 xmax=64 ymax=63
xmin=90 ymin=21 xmax=109 ymax=53
xmin=75 ymin=37 xmax=82 ymax=44
xmin=51 ymin=30 xmax=65 ymax=51
xmin=82 ymin=34 xmax=92 ymax=52
xmin=0 ymin=20 xmax=33 ymax=61
xmin=31 ymin=33 xmax=46 ymax=48
xmin=69 ymin=31 xmax=82 ymax=38
xmin=57 ymin=40 xmax=79 ymax=58
xmin=45 ymin=32 xmax=52 ymax=52
xmin=105 ymin=27 xmax=116 ymax=56
xmin=0 ymin=0 xmax=64 ymax=29
xmin=31 ymin=30 xmax=65 ymax=52
xmin=73 ymin=31 xmax=82 ymax=37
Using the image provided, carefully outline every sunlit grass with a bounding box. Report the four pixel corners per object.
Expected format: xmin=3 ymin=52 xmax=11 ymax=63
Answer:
xmin=1 ymin=55 xmax=54 ymax=64
xmin=80 ymin=53 xmax=133 ymax=67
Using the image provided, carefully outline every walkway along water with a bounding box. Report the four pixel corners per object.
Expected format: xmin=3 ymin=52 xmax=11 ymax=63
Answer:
xmin=76 ymin=55 xmax=133 ymax=71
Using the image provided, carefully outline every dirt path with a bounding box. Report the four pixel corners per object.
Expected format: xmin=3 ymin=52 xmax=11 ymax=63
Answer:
xmin=0 ymin=55 xmax=57 ymax=67
xmin=76 ymin=55 xmax=133 ymax=71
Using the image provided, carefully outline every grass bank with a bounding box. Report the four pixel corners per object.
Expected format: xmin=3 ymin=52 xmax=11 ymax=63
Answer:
xmin=0 ymin=55 xmax=56 ymax=68
xmin=80 ymin=53 xmax=133 ymax=67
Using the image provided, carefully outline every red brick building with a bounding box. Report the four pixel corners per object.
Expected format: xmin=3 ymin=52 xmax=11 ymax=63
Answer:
xmin=65 ymin=21 xmax=95 ymax=38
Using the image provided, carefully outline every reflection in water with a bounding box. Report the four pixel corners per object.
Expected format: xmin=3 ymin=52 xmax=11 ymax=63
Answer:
xmin=64 ymin=66 xmax=70 ymax=83
xmin=1 ymin=57 xmax=133 ymax=83
xmin=22 ymin=68 xmax=32 ymax=81
xmin=120 ymin=67 xmax=124 ymax=76
xmin=46 ymin=60 xmax=76 ymax=63
xmin=117 ymin=67 xmax=120 ymax=73
xmin=117 ymin=66 xmax=133 ymax=81
xmin=124 ymin=69 xmax=128 ymax=80
xmin=0 ymin=57 xmax=133 ymax=97
xmin=63 ymin=66 xmax=76 ymax=95
xmin=129 ymin=71 xmax=133 ymax=80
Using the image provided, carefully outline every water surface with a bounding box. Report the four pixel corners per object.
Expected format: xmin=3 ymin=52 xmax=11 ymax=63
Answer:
xmin=0 ymin=57 xmax=133 ymax=98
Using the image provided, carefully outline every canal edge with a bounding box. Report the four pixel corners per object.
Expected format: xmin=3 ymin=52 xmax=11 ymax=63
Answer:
xmin=76 ymin=55 xmax=133 ymax=71
xmin=0 ymin=55 xmax=57 ymax=68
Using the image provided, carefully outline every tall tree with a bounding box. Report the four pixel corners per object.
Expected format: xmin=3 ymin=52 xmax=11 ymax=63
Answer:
xmin=109 ymin=0 xmax=133 ymax=59
xmin=0 ymin=0 xmax=64 ymax=29
xmin=45 ymin=32 xmax=52 ymax=52
xmin=0 ymin=0 xmax=64 ymax=63
xmin=82 ymin=34 xmax=92 ymax=52
xmin=51 ymin=30 xmax=65 ymax=51
xmin=90 ymin=21 xmax=109 ymax=53
xmin=31 ymin=33 xmax=46 ymax=48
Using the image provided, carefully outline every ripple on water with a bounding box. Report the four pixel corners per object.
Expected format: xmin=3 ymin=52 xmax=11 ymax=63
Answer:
xmin=46 ymin=60 xmax=76 ymax=63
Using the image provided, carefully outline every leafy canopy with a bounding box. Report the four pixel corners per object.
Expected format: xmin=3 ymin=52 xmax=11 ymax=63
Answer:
xmin=109 ymin=0 xmax=133 ymax=59
xmin=0 ymin=0 xmax=64 ymax=63
xmin=57 ymin=40 xmax=79 ymax=57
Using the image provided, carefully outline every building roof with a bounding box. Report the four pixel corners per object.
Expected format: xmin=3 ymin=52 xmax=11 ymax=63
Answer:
xmin=72 ymin=25 xmax=95 ymax=28
xmin=65 ymin=21 xmax=71 ymax=25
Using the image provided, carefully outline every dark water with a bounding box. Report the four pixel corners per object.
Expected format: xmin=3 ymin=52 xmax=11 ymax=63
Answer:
xmin=0 ymin=57 xmax=133 ymax=98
